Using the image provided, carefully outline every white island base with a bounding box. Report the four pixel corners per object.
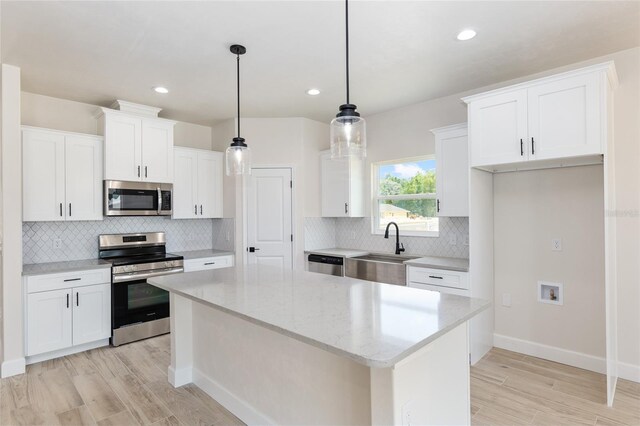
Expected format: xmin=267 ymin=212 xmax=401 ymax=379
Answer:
xmin=169 ymin=293 xmax=471 ymax=426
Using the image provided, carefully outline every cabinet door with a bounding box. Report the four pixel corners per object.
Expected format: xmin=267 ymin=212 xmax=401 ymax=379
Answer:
xmin=72 ymin=283 xmax=111 ymax=346
xmin=321 ymin=152 xmax=350 ymax=217
xmin=22 ymin=129 xmax=66 ymax=221
xmin=469 ymin=89 xmax=528 ymax=167
xmin=527 ymin=73 xmax=601 ymax=160
xmin=142 ymin=119 xmax=174 ymax=183
xmin=173 ymin=148 xmax=198 ymax=219
xmin=435 ymin=126 xmax=469 ymax=217
xmin=27 ymin=289 xmax=72 ymax=356
xmin=104 ymin=113 xmax=142 ymax=181
xmin=65 ymin=136 xmax=103 ymax=221
xmin=197 ymin=151 xmax=223 ymax=218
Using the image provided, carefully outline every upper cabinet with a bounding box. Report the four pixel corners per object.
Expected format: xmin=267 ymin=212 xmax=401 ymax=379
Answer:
xmin=97 ymin=107 xmax=175 ymax=183
xmin=22 ymin=127 xmax=103 ymax=222
xmin=464 ymin=62 xmax=618 ymax=171
xmin=320 ymin=150 xmax=364 ymax=217
xmin=433 ymin=123 xmax=469 ymax=217
xmin=173 ymin=147 xmax=223 ymax=219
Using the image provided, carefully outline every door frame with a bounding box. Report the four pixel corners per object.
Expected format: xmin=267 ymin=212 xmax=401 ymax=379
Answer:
xmin=242 ymin=165 xmax=295 ymax=267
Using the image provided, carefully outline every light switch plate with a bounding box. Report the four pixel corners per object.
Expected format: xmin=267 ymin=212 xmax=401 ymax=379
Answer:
xmin=53 ymin=239 xmax=62 ymax=249
xmin=502 ymin=293 xmax=511 ymax=307
xmin=552 ymin=238 xmax=562 ymax=251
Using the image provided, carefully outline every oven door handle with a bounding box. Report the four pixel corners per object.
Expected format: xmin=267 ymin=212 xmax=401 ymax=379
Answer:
xmin=113 ymin=267 xmax=184 ymax=284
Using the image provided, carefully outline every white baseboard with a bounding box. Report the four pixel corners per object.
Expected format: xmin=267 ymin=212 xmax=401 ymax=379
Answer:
xmin=192 ymin=367 xmax=274 ymax=426
xmin=493 ymin=333 xmax=639 ymax=383
xmin=168 ymin=365 xmax=192 ymax=387
xmin=1 ymin=357 xmax=26 ymax=378
xmin=26 ymin=339 xmax=109 ymax=366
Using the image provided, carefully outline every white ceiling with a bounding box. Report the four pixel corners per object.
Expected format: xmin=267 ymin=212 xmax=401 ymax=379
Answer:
xmin=2 ymin=1 xmax=639 ymax=126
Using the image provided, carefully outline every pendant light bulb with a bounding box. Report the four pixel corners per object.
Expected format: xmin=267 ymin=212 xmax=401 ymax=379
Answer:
xmin=330 ymin=0 xmax=366 ymax=159
xmin=225 ymin=44 xmax=251 ymax=176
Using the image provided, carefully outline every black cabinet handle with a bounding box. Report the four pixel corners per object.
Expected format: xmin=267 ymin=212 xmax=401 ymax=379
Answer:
xmin=195 ymin=205 xmax=198 ymax=215
xmin=66 ymin=293 xmax=69 ymax=308
xmin=200 ymin=205 xmax=203 ymax=215
xmin=437 ymin=199 xmax=440 ymax=212
xmin=428 ymin=275 xmax=443 ymax=279
xmin=60 ymin=203 xmax=63 ymax=217
xmin=145 ymin=166 xmax=148 ymax=178
xmin=531 ymin=137 xmax=535 ymax=155
xmin=69 ymin=203 xmax=72 ymax=217
xmin=76 ymin=292 xmax=79 ymax=306
xmin=345 ymin=203 xmax=349 ymax=215
xmin=138 ymin=166 xmax=141 ymax=177
xmin=520 ymin=139 xmax=524 ymax=156
xmin=63 ymin=278 xmax=81 ymax=282
xmin=204 ymin=262 xmax=216 ymax=265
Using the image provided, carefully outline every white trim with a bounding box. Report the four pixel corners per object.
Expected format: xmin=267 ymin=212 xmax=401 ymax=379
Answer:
xmin=21 ymin=125 xmax=104 ymax=140
xmin=25 ymin=338 xmax=109 ymax=365
xmin=192 ymin=367 xmax=276 ymax=426
xmin=168 ymin=365 xmax=193 ymax=387
xmin=1 ymin=357 xmax=26 ymax=378
xmin=493 ymin=333 xmax=640 ymax=383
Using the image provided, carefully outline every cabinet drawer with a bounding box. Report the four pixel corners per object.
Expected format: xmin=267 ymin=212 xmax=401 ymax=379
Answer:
xmin=26 ymin=269 xmax=111 ymax=294
xmin=408 ymin=281 xmax=470 ymax=297
xmin=184 ymin=255 xmax=234 ymax=272
xmin=407 ymin=266 xmax=469 ymax=290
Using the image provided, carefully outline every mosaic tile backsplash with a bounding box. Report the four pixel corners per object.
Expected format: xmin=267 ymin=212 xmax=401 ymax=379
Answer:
xmin=23 ymin=217 xmax=235 ymax=264
xmin=304 ymin=216 xmax=469 ymax=259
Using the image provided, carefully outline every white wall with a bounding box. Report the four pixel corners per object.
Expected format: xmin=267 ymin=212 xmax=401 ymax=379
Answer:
xmin=21 ymin=92 xmax=213 ymax=149
xmin=1 ymin=64 xmax=25 ymax=377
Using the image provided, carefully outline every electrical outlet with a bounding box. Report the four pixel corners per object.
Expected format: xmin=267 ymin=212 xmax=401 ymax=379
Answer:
xmin=502 ymin=293 xmax=512 ymax=307
xmin=464 ymin=235 xmax=470 ymax=246
xmin=449 ymin=234 xmax=457 ymax=245
xmin=552 ymin=238 xmax=562 ymax=251
xmin=53 ymin=239 xmax=62 ymax=249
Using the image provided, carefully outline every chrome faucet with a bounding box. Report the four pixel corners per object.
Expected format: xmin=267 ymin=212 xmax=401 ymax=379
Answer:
xmin=384 ymin=222 xmax=405 ymax=255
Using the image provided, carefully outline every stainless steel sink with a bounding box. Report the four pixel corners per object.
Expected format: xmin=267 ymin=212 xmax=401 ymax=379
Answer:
xmin=345 ymin=254 xmax=420 ymax=286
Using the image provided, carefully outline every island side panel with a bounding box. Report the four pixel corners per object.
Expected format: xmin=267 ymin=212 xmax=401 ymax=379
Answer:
xmin=190 ymin=302 xmax=372 ymax=425
xmin=370 ymin=322 xmax=470 ymax=426
xmin=169 ymin=293 xmax=194 ymax=387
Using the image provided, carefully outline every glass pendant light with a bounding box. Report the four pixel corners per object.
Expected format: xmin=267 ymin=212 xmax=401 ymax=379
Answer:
xmin=330 ymin=0 xmax=366 ymax=159
xmin=225 ymin=44 xmax=252 ymax=176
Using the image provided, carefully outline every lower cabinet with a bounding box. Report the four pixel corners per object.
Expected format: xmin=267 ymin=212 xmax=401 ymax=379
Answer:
xmin=184 ymin=255 xmax=234 ymax=272
xmin=25 ymin=270 xmax=111 ymax=357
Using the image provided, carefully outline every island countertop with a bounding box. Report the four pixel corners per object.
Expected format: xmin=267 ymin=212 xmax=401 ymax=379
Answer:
xmin=149 ymin=265 xmax=489 ymax=368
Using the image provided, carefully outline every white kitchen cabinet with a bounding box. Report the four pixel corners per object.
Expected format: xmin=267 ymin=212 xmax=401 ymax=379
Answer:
xmin=173 ymin=147 xmax=223 ymax=219
xmin=25 ymin=269 xmax=111 ymax=358
xmin=407 ymin=266 xmax=469 ymax=291
xmin=433 ymin=124 xmax=469 ymax=217
xmin=72 ymin=283 xmax=111 ymax=346
xmin=22 ymin=127 xmax=103 ymax=222
xmin=183 ymin=255 xmax=234 ymax=272
xmin=320 ymin=150 xmax=364 ymax=217
xmin=99 ymin=108 xmax=175 ymax=183
xmin=464 ymin=62 xmax=616 ymax=170
xmin=26 ymin=288 xmax=73 ymax=356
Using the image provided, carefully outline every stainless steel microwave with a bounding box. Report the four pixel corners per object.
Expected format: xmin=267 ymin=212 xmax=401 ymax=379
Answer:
xmin=104 ymin=180 xmax=173 ymax=216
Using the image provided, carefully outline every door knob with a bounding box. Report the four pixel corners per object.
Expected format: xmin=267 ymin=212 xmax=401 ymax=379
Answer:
xmin=248 ymin=247 xmax=260 ymax=253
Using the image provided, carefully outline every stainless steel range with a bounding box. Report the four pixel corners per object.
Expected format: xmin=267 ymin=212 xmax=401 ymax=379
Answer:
xmin=99 ymin=232 xmax=183 ymax=346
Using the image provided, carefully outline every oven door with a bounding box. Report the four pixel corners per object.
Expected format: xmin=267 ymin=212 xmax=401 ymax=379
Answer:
xmin=104 ymin=180 xmax=172 ymax=216
xmin=112 ymin=278 xmax=170 ymax=330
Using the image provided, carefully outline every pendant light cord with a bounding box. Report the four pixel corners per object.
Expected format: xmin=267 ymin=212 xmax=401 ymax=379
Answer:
xmin=345 ymin=0 xmax=350 ymax=105
xmin=236 ymin=53 xmax=241 ymax=138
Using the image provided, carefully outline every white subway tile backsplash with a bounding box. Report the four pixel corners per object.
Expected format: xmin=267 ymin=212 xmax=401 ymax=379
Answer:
xmin=304 ymin=217 xmax=337 ymax=251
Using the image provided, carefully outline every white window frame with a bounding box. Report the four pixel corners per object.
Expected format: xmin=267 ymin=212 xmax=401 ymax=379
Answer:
xmin=372 ymin=155 xmax=439 ymax=237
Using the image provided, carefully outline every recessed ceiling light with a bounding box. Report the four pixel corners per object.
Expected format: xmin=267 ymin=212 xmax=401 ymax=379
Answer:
xmin=306 ymin=88 xmax=321 ymax=96
xmin=153 ymin=86 xmax=169 ymax=94
xmin=456 ymin=29 xmax=476 ymax=41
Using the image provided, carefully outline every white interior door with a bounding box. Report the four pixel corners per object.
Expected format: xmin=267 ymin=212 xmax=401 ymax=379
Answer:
xmin=246 ymin=168 xmax=293 ymax=270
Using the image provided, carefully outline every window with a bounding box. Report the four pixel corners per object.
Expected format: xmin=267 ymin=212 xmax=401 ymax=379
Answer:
xmin=373 ymin=156 xmax=438 ymax=236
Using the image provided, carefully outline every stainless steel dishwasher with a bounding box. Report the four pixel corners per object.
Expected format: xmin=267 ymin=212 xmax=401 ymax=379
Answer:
xmin=306 ymin=254 xmax=344 ymax=277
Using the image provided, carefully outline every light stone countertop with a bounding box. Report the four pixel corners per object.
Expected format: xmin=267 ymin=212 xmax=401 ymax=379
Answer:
xmin=149 ymin=264 xmax=489 ymax=368
xmin=404 ymin=256 xmax=470 ymax=272
xmin=23 ymin=259 xmax=111 ymax=276
xmin=304 ymin=248 xmax=370 ymax=258
xmin=172 ymin=249 xmax=235 ymax=260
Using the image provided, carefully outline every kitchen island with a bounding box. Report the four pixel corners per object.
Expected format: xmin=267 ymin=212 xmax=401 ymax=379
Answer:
xmin=149 ymin=265 xmax=489 ymax=425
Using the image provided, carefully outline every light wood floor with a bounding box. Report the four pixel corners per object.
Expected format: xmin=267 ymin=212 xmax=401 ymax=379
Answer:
xmin=1 ymin=337 xmax=638 ymax=425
